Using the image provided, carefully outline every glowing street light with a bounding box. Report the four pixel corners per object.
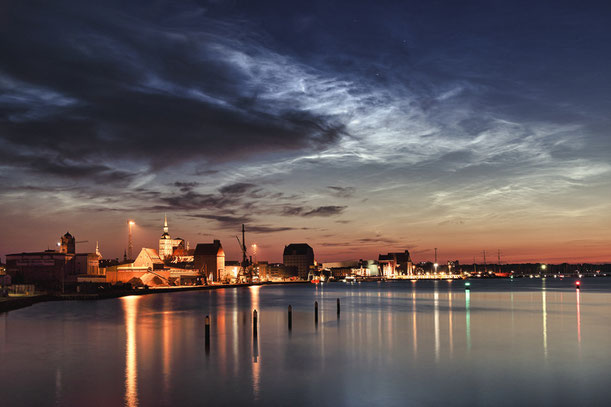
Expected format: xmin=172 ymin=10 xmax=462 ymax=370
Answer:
xmin=127 ymin=220 xmax=135 ymax=260
xmin=251 ymin=243 xmax=258 ymax=264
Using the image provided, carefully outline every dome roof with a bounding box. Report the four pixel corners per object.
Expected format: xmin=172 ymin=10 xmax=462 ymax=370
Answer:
xmin=63 ymin=232 xmax=73 ymax=238
xmin=161 ymin=232 xmax=171 ymax=239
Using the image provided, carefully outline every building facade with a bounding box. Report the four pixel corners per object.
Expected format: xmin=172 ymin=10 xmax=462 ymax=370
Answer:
xmin=378 ymin=250 xmax=414 ymax=277
xmin=283 ymin=243 xmax=314 ymax=280
xmin=6 ymin=251 xmax=72 ymax=289
xmin=6 ymin=235 xmax=101 ymax=289
xmin=194 ymin=240 xmax=225 ymax=282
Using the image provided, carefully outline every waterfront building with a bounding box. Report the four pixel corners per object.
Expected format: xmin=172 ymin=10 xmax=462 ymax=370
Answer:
xmin=225 ymin=260 xmax=241 ymax=282
xmin=73 ymin=253 xmax=101 ymax=275
xmin=133 ymin=248 xmax=165 ymax=270
xmin=6 ymin=233 xmax=101 ymax=290
xmin=6 ymin=251 xmax=72 ymax=289
xmin=448 ymin=260 xmax=460 ymax=275
xmin=103 ymin=247 xmax=170 ymax=286
xmin=357 ymin=259 xmax=380 ymax=277
xmin=378 ymin=250 xmax=414 ymax=277
xmin=104 ymin=264 xmax=170 ymax=286
xmin=193 ymin=240 xmax=225 ymax=282
xmin=283 ymin=243 xmax=314 ymax=280
xmin=260 ymin=262 xmax=297 ymax=281
xmin=321 ymin=259 xmax=379 ymax=279
xmin=158 ymin=215 xmax=186 ymax=261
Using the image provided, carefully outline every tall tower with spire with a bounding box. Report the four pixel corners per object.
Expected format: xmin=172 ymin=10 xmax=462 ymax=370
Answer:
xmin=159 ymin=214 xmax=173 ymax=260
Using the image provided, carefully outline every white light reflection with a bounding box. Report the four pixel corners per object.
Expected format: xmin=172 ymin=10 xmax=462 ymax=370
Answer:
xmin=434 ymin=288 xmax=440 ymax=362
xmin=232 ymin=289 xmax=239 ymax=376
xmin=412 ymin=286 xmax=418 ymax=358
xmin=542 ymin=287 xmax=548 ymax=360
xmin=249 ymin=286 xmax=261 ymax=400
xmin=576 ymin=289 xmax=581 ymax=346
xmin=465 ymin=290 xmax=471 ymax=352
xmin=448 ymin=290 xmax=453 ymax=358
xmin=122 ymin=295 xmax=140 ymax=407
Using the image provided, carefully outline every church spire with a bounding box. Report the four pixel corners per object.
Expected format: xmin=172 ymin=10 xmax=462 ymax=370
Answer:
xmin=164 ymin=213 xmax=169 ymax=234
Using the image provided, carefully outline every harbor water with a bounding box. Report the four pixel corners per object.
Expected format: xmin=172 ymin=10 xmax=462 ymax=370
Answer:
xmin=1 ymin=279 xmax=610 ymax=406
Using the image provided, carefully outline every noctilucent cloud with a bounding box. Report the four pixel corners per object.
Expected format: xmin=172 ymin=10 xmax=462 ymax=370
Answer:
xmin=1 ymin=0 xmax=610 ymax=263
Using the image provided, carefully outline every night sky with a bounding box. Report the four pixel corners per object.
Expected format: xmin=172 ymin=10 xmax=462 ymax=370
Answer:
xmin=1 ymin=0 xmax=610 ymax=263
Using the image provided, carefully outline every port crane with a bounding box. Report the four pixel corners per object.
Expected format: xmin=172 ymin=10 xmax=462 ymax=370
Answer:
xmin=235 ymin=224 xmax=252 ymax=284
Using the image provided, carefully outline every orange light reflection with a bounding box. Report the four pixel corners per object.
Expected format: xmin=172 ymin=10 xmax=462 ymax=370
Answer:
xmin=122 ymin=296 xmax=140 ymax=407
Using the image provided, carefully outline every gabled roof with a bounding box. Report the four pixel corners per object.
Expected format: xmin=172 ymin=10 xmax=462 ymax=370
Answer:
xmin=140 ymin=248 xmax=163 ymax=264
xmin=194 ymin=240 xmax=223 ymax=256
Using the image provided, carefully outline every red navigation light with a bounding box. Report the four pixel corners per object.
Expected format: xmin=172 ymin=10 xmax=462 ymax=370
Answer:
xmin=576 ymin=281 xmax=581 ymax=289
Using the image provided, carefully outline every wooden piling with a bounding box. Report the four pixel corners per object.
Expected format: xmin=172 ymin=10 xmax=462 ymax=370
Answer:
xmin=337 ymin=298 xmax=340 ymax=316
xmin=253 ymin=309 xmax=258 ymax=337
xmin=314 ymin=301 xmax=318 ymax=325
xmin=288 ymin=305 xmax=292 ymax=330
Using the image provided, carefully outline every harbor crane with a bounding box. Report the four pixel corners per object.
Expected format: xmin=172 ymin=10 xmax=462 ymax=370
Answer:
xmin=235 ymin=224 xmax=252 ymax=284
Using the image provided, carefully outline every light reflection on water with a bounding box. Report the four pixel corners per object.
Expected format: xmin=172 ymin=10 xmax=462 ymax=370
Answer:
xmin=1 ymin=279 xmax=611 ymax=406
xmin=465 ymin=289 xmax=471 ymax=352
xmin=576 ymin=289 xmax=581 ymax=346
xmin=250 ymin=285 xmax=260 ymax=400
xmin=122 ymin=295 xmax=139 ymax=407
xmin=542 ymin=287 xmax=548 ymax=360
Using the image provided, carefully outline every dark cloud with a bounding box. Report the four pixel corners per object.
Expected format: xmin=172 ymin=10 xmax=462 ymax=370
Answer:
xmin=157 ymin=191 xmax=227 ymax=211
xmin=247 ymin=225 xmax=298 ymax=233
xmin=187 ymin=213 xmax=251 ymax=229
xmin=187 ymin=213 xmax=298 ymax=234
xmin=173 ymin=182 xmax=200 ymax=192
xmin=319 ymin=236 xmax=400 ymax=247
xmin=281 ymin=206 xmax=305 ymax=216
xmin=219 ymin=183 xmax=257 ymax=195
xmin=0 ymin=150 xmax=135 ymax=184
xmin=302 ymin=205 xmax=346 ymax=217
xmin=327 ymin=186 xmax=355 ymax=198
xmin=356 ymin=237 xmax=400 ymax=245
xmin=0 ymin=0 xmax=345 ymax=184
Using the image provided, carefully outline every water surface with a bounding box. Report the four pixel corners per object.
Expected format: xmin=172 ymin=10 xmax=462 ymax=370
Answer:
xmin=1 ymin=279 xmax=610 ymax=406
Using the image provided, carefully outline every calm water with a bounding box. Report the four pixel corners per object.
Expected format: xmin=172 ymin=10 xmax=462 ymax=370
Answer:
xmin=1 ymin=279 xmax=611 ymax=406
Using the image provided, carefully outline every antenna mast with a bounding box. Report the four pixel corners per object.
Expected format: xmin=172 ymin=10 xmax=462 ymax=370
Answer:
xmin=483 ymin=250 xmax=487 ymax=274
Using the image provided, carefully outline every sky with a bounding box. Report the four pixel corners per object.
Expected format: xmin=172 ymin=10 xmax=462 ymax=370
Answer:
xmin=1 ymin=0 xmax=610 ymax=264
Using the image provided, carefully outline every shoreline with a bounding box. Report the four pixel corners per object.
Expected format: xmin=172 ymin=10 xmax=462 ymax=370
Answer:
xmin=0 ymin=281 xmax=309 ymax=314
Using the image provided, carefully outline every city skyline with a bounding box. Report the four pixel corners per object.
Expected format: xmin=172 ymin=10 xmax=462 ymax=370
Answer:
xmin=1 ymin=1 xmax=610 ymax=264
xmin=3 ymin=216 xmax=608 ymax=265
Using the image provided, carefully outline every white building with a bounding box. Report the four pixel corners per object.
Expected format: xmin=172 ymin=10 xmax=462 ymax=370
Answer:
xmin=159 ymin=215 xmax=185 ymax=260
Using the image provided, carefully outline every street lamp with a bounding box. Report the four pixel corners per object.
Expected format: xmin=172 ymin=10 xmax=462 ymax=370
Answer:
xmin=128 ymin=220 xmax=135 ymax=260
xmin=251 ymin=243 xmax=257 ymax=262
